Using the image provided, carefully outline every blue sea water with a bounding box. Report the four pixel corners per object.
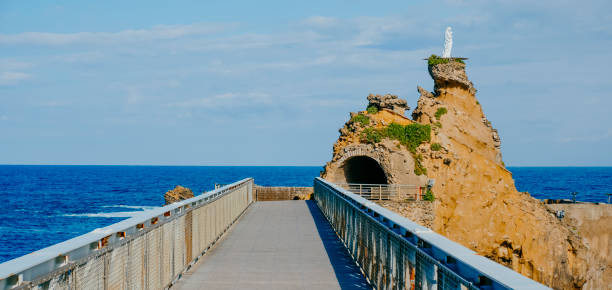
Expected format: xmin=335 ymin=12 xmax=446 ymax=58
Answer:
xmin=509 ymin=167 xmax=611 ymax=203
xmin=0 ymin=165 xmax=610 ymax=263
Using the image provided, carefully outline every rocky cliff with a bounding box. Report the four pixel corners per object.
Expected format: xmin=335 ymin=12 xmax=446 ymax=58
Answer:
xmin=321 ymin=60 xmax=610 ymax=289
xmin=322 ymin=93 xmax=428 ymax=187
xmin=413 ymin=61 xmax=610 ymax=289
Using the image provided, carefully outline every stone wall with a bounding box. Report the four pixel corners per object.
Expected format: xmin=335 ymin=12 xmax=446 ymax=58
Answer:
xmin=255 ymin=186 xmax=313 ymax=201
xmin=374 ymin=200 xmax=434 ymax=228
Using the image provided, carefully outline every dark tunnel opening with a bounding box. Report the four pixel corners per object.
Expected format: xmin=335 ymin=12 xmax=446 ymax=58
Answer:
xmin=343 ymin=156 xmax=388 ymax=184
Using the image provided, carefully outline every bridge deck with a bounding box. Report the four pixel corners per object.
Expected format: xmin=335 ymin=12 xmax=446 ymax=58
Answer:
xmin=172 ymin=200 xmax=371 ymax=290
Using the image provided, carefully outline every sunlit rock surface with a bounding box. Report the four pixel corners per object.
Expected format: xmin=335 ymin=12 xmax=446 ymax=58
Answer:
xmin=322 ymin=60 xmax=611 ymax=289
xmin=164 ymin=185 xmax=194 ymax=205
xmin=414 ymin=61 xmax=609 ymax=289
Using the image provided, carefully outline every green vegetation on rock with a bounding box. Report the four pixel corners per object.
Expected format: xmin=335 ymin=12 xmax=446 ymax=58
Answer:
xmin=428 ymin=54 xmax=448 ymax=66
xmin=358 ymin=121 xmax=431 ymax=176
xmin=351 ymin=114 xmax=370 ymax=126
xmin=428 ymin=54 xmax=464 ymax=66
xmin=362 ymin=127 xmax=383 ymax=143
xmin=423 ymin=189 xmax=435 ymax=201
xmin=385 ymin=123 xmax=432 ymax=153
xmin=366 ymin=105 xmax=379 ymax=114
xmin=430 ymin=143 xmax=442 ymax=151
xmin=434 ymin=121 xmax=442 ymax=128
xmin=414 ymin=154 xmax=427 ymax=176
xmin=360 ymin=122 xmax=431 ymax=153
xmin=435 ymin=107 xmax=447 ymax=120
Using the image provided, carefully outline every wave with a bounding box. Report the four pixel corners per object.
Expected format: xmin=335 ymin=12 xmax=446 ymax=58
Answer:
xmin=62 ymin=205 xmax=162 ymax=218
xmin=63 ymin=211 xmax=148 ymax=218
xmin=100 ymin=205 xmax=160 ymax=211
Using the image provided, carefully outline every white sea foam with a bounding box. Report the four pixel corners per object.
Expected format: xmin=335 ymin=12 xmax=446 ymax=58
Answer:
xmin=63 ymin=211 xmax=153 ymax=218
xmin=100 ymin=205 xmax=160 ymax=211
xmin=62 ymin=205 xmax=161 ymax=218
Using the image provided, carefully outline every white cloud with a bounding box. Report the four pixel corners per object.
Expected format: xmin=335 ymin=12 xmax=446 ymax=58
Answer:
xmin=2 ymin=7 xmax=611 ymax=165
xmin=560 ymin=129 xmax=612 ymax=143
xmin=0 ymin=72 xmax=30 ymax=85
xmin=169 ymin=92 xmax=274 ymax=109
xmin=120 ymin=80 xmax=182 ymax=105
xmin=254 ymin=55 xmax=338 ymax=71
xmin=302 ymin=16 xmax=338 ymax=28
xmin=0 ymin=59 xmax=32 ymax=70
xmin=54 ymin=51 xmax=105 ymax=63
xmin=0 ymin=23 xmax=235 ymax=46
xmin=30 ymin=100 xmax=70 ymax=107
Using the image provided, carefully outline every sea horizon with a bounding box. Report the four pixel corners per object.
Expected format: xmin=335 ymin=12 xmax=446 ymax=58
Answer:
xmin=1 ymin=165 xmax=610 ymax=262
xmin=2 ymin=164 xmax=612 ymax=167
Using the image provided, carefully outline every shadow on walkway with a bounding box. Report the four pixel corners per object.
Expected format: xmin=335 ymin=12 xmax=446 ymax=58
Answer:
xmin=305 ymin=200 xmax=372 ymax=290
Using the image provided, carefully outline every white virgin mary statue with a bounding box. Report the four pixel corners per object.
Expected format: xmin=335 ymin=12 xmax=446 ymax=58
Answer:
xmin=442 ymin=27 xmax=452 ymax=58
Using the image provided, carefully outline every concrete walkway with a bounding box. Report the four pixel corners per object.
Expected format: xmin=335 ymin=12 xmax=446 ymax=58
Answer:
xmin=173 ymin=201 xmax=371 ymax=290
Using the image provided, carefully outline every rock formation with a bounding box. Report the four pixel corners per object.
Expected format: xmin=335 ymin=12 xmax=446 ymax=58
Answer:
xmin=322 ymin=60 xmax=610 ymax=289
xmin=413 ymin=61 xmax=611 ymax=289
xmin=164 ymin=185 xmax=194 ymax=205
xmin=367 ymin=93 xmax=410 ymax=115
xmin=322 ymin=94 xmax=428 ymax=188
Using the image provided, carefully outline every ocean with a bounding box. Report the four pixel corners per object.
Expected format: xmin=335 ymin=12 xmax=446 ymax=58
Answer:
xmin=0 ymin=165 xmax=610 ymax=263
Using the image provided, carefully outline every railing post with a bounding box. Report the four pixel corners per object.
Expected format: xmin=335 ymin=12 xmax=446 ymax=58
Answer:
xmin=379 ymin=185 xmax=382 ymax=200
xmin=426 ymin=264 xmax=438 ymax=289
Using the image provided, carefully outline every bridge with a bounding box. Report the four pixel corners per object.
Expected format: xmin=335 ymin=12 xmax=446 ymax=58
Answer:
xmin=0 ymin=178 xmax=549 ymax=289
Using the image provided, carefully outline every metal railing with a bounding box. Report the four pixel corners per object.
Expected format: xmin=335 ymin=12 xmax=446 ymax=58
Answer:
xmin=0 ymin=178 xmax=254 ymax=290
xmin=314 ymin=177 xmax=549 ymax=290
xmin=335 ymin=183 xmax=420 ymax=201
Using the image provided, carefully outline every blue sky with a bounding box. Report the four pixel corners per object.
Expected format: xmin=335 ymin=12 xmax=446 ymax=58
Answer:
xmin=1 ymin=0 xmax=611 ymax=166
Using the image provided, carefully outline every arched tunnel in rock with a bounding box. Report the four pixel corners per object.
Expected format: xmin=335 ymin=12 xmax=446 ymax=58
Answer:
xmin=342 ymin=156 xmax=388 ymax=184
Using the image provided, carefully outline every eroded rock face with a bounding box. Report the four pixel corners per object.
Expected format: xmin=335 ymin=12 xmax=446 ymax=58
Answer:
xmin=413 ymin=62 xmax=609 ymax=289
xmin=321 ymin=60 xmax=610 ymax=289
xmin=164 ymin=185 xmax=194 ymax=205
xmin=367 ymin=93 xmax=410 ymax=116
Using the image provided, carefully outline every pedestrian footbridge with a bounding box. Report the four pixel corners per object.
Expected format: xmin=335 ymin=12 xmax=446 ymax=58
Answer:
xmin=0 ymin=178 xmax=548 ymax=290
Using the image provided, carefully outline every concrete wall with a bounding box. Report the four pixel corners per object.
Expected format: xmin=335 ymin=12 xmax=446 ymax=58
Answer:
xmin=255 ymin=186 xmax=313 ymax=201
xmin=546 ymin=203 xmax=612 ymax=266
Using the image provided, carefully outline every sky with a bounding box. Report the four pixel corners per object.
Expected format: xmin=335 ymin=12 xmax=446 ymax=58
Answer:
xmin=1 ymin=0 xmax=611 ymax=166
